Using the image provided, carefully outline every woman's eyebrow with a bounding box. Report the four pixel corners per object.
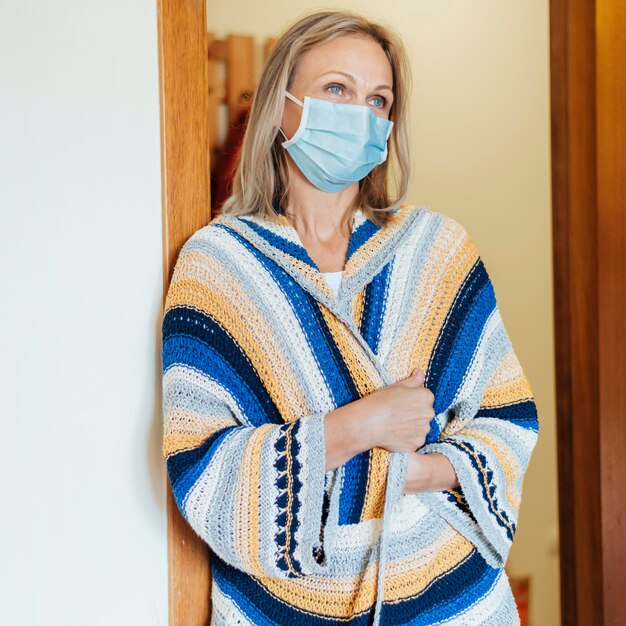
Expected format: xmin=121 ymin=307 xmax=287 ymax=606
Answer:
xmin=318 ymin=70 xmax=393 ymax=91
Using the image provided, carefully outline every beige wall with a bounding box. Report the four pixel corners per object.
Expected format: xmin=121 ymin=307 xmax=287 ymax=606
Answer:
xmin=207 ymin=1 xmax=559 ymax=624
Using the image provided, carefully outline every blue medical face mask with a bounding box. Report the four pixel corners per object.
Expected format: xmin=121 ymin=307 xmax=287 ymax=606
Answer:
xmin=279 ymin=91 xmax=394 ymax=193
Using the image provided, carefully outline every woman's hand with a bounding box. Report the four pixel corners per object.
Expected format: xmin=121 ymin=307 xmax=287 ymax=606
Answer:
xmin=358 ymin=367 xmax=435 ymax=453
xmin=323 ymin=367 xmax=435 ymax=471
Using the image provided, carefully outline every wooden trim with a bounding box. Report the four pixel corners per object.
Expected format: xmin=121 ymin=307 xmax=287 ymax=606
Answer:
xmin=550 ymin=2 xmax=601 ymax=623
xmin=596 ymin=0 xmax=626 ymax=620
xmin=550 ymin=0 xmax=626 ymax=623
xmin=156 ymin=0 xmax=212 ymax=624
xmin=548 ymin=4 xmax=577 ymax=621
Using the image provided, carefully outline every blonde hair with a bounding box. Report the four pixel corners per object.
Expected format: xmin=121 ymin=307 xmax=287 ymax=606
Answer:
xmin=219 ymin=9 xmax=412 ymax=228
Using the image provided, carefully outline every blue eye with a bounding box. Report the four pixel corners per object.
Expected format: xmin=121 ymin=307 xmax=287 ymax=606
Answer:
xmin=370 ymin=96 xmax=386 ymax=108
xmin=327 ymin=84 xmax=343 ymax=95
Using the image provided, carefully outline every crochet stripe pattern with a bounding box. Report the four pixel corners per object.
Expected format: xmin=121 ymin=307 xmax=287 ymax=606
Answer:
xmin=162 ymin=204 xmax=538 ymax=625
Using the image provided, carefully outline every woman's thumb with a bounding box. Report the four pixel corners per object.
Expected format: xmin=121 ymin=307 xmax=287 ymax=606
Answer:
xmin=406 ymin=366 xmax=425 ymax=387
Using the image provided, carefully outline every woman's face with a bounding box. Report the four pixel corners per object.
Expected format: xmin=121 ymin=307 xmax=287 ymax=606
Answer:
xmin=281 ymin=33 xmax=394 ymax=140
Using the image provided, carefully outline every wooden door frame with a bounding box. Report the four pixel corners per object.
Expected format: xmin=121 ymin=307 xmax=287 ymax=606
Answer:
xmin=157 ymin=1 xmax=626 ymax=624
xmin=550 ymin=0 xmax=626 ymax=624
xmin=157 ymin=0 xmax=212 ymax=623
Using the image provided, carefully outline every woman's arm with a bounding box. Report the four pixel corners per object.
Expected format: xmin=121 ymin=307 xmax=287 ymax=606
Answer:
xmin=324 ymin=400 xmax=394 ymax=471
xmin=413 ymin=225 xmax=539 ymax=568
xmin=163 ymin=239 xmax=350 ymax=581
xmin=403 ymin=452 xmax=460 ymax=494
xmin=325 ymin=399 xmax=460 ymax=492
xmin=323 ymin=404 xmax=371 ymax=471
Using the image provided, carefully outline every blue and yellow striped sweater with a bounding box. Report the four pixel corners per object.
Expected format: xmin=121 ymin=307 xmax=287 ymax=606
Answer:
xmin=162 ymin=204 xmax=539 ymax=625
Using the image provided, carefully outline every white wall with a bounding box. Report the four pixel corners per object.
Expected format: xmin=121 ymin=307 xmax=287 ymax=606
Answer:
xmin=0 ymin=2 xmax=167 ymax=625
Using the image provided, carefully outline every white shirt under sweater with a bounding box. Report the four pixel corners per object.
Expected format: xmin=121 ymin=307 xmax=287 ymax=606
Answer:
xmin=322 ymin=270 xmax=343 ymax=297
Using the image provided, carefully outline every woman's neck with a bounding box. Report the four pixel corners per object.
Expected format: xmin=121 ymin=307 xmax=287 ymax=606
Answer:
xmin=282 ymin=162 xmax=359 ymax=239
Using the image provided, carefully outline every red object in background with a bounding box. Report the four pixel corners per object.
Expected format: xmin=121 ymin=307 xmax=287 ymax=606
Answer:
xmin=211 ymin=109 xmax=249 ymax=213
xmin=509 ymin=576 xmax=530 ymax=626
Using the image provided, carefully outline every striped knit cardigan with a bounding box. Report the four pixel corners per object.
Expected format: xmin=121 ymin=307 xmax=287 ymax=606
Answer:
xmin=162 ymin=204 xmax=539 ymax=625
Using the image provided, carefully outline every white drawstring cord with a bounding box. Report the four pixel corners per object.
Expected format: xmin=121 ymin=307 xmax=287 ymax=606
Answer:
xmin=372 ymin=452 xmax=408 ymax=626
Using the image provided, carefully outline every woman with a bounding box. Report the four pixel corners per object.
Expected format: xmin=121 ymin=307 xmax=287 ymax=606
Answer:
xmin=162 ymin=9 xmax=539 ymax=625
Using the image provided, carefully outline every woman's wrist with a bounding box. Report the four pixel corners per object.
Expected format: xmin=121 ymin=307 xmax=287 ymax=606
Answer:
xmin=403 ymin=451 xmax=460 ymax=495
xmin=403 ymin=452 xmax=430 ymax=494
xmin=323 ymin=403 xmax=373 ymax=471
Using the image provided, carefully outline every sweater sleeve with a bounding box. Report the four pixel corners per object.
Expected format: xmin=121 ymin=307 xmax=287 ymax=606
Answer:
xmin=162 ymin=241 xmax=337 ymax=580
xmin=416 ymin=226 xmax=540 ymax=568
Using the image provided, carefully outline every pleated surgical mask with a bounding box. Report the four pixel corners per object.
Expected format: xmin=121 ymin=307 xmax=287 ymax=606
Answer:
xmin=279 ymin=91 xmax=394 ymax=193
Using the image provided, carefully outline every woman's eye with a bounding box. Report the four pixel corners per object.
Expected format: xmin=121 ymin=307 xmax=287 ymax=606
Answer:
xmin=327 ymin=84 xmax=343 ymax=96
xmin=370 ymin=96 xmax=386 ymax=108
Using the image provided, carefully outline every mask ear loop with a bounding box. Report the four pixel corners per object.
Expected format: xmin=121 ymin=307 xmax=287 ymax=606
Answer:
xmin=285 ymin=91 xmax=304 ymax=107
xmin=279 ymin=91 xmax=305 ymax=140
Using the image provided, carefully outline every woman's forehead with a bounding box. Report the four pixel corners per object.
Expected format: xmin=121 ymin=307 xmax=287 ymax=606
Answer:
xmin=294 ymin=35 xmax=393 ymax=86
